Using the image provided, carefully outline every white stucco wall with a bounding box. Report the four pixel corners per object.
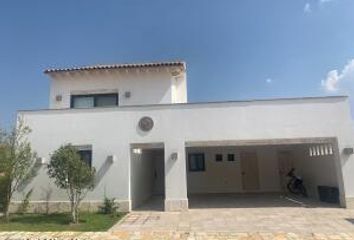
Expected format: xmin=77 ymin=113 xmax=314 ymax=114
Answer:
xmin=17 ymin=96 xmax=354 ymax=210
xmin=172 ymin=71 xmax=188 ymax=103
xmin=48 ymin=67 xmax=187 ymax=109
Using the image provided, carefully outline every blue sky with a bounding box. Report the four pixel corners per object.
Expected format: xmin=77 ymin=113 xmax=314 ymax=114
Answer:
xmin=1 ymin=0 xmax=354 ymax=128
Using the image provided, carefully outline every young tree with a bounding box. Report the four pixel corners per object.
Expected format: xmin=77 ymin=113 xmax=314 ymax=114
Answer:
xmin=0 ymin=119 xmax=37 ymax=221
xmin=47 ymin=144 xmax=95 ymax=224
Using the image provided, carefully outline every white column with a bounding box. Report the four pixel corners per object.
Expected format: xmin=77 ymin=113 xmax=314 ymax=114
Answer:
xmin=337 ymin=138 xmax=354 ymax=208
xmin=164 ymin=141 xmax=188 ymax=211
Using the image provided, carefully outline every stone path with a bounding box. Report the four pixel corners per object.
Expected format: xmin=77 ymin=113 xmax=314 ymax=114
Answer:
xmin=1 ymin=231 xmax=354 ymax=239
xmin=0 ymin=232 xmax=115 ymax=240
xmin=107 ymin=201 xmax=354 ymax=239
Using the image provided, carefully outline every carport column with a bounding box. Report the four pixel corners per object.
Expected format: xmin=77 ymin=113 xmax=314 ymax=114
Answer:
xmin=332 ymin=140 xmax=347 ymax=208
xmin=164 ymin=141 xmax=188 ymax=211
xmin=336 ymin=137 xmax=354 ymax=208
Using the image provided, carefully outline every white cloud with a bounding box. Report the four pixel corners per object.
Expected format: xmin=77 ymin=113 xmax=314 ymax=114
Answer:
xmin=321 ymin=59 xmax=354 ymax=92
xmin=266 ymin=78 xmax=272 ymax=84
xmin=319 ymin=0 xmax=334 ymax=4
xmin=321 ymin=70 xmax=340 ymax=91
xmin=304 ymin=3 xmax=312 ymax=13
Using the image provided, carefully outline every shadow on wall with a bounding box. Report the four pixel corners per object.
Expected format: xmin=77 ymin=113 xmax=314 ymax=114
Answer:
xmin=40 ymin=184 xmax=53 ymax=214
xmin=17 ymin=160 xmax=42 ymax=192
xmin=165 ymin=152 xmax=178 ymax=176
xmin=94 ymin=156 xmax=114 ymax=187
xmin=18 ymin=155 xmax=114 ymax=193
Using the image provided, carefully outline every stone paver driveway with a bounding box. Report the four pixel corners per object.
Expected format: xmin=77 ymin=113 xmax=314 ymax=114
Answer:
xmin=2 ymin=195 xmax=354 ymax=239
xmin=109 ymin=195 xmax=354 ymax=239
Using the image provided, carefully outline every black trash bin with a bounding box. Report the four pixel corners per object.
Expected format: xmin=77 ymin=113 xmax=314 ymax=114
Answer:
xmin=318 ymin=186 xmax=339 ymax=204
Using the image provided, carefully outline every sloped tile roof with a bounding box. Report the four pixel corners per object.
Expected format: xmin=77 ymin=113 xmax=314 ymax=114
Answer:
xmin=44 ymin=61 xmax=185 ymax=74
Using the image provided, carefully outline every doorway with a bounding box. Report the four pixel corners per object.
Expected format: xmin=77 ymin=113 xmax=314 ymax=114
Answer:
xmin=240 ymin=151 xmax=260 ymax=191
xmin=130 ymin=144 xmax=165 ymax=211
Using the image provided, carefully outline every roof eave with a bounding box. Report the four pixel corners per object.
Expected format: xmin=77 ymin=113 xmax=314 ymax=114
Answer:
xmin=43 ymin=61 xmax=186 ymax=75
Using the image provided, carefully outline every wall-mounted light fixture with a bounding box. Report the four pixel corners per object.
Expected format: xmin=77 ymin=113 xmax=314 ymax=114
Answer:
xmin=55 ymin=95 xmax=62 ymax=102
xmin=133 ymin=148 xmax=142 ymax=155
xmin=124 ymin=91 xmax=131 ymax=98
xmin=171 ymin=152 xmax=178 ymax=161
xmin=343 ymin=147 xmax=354 ymax=155
xmin=36 ymin=157 xmax=47 ymax=165
xmin=107 ymin=155 xmax=117 ymax=164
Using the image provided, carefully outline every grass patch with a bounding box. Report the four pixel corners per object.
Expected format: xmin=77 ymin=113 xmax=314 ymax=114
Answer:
xmin=0 ymin=212 xmax=125 ymax=232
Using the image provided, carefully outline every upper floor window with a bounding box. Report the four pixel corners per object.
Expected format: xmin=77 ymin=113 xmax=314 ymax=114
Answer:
xmin=71 ymin=93 xmax=118 ymax=109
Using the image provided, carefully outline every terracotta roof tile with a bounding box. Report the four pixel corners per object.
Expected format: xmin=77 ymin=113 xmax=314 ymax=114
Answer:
xmin=44 ymin=61 xmax=185 ymax=74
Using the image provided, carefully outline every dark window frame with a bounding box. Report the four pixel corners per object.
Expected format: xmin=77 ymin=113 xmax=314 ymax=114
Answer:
xmin=77 ymin=149 xmax=92 ymax=167
xmin=70 ymin=93 xmax=119 ymax=108
xmin=215 ymin=154 xmax=223 ymax=162
xmin=227 ymin=153 xmax=235 ymax=162
xmin=188 ymin=153 xmax=205 ymax=172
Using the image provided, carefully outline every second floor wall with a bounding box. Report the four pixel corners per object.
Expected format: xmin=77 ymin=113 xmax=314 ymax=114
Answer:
xmin=47 ymin=63 xmax=187 ymax=109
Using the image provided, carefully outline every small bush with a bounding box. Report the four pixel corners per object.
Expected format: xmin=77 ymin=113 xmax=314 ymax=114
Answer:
xmin=99 ymin=196 xmax=119 ymax=215
xmin=18 ymin=188 xmax=33 ymax=214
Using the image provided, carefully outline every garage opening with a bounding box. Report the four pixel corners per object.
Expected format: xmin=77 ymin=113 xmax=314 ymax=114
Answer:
xmin=186 ymin=140 xmax=341 ymax=209
xmin=130 ymin=143 xmax=165 ymax=211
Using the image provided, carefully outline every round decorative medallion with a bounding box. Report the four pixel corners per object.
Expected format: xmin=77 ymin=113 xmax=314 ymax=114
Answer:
xmin=138 ymin=116 xmax=154 ymax=132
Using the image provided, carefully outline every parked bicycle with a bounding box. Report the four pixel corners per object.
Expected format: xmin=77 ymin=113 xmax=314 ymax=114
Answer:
xmin=287 ymin=168 xmax=307 ymax=197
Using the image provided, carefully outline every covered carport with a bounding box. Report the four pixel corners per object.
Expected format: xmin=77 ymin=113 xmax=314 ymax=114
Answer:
xmin=185 ymin=138 xmax=343 ymax=209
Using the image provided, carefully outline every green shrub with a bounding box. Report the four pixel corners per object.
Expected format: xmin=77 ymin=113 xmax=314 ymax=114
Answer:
xmin=99 ymin=196 xmax=119 ymax=215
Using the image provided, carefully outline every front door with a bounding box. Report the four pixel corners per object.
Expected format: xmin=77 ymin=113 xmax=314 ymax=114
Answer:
xmin=240 ymin=151 xmax=260 ymax=191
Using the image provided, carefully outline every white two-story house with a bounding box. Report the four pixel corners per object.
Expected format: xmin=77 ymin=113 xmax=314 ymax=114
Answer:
xmin=17 ymin=61 xmax=354 ymax=212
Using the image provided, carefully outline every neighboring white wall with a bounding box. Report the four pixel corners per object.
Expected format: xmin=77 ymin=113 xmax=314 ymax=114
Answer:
xmin=17 ymin=96 xmax=353 ymax=209
xmin=48 ymin=67 xmax=187 ymax=109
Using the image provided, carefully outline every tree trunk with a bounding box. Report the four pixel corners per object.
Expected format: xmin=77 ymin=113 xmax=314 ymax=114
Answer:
xmin=70 ymin=199 xmax=76 ymax=223
xmin=74 ymin=204 xmax=79 ymax=224
xmin=3 ymin=185 xmax=11 ymax=222
xmin=74 ymin=193 xmax=80 ymax=224
xmin=4 ymin=204 xmax=10 ymax=222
